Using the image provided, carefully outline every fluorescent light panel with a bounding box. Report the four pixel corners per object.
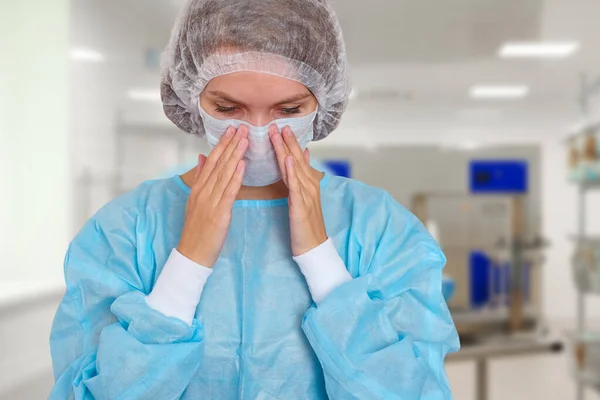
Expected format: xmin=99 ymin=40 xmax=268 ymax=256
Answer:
xmin=499 ymin=42 xmax=579 ymax=58
xmin=70 ymin=48 xmax=105 ymax=62
xmin=469 ymin=85 xmax=529 ymax=99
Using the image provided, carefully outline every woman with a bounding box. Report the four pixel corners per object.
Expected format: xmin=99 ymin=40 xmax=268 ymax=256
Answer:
xmin=49 ymin=0 xmax=459 ymax=398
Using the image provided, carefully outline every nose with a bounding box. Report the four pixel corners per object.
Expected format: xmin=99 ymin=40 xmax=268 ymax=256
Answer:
xmin=246 ymin=112 xmax=274 ymax=127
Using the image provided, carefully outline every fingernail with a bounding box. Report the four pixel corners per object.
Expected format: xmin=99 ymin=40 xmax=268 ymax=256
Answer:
xmin=225 ymin=126 xmax=235 ymax=137
xmin=283 ymin=126 xmax=293 ymax=136
xmin=269 ymin=125 xmax=278 ymax=135
xmin=238 ymin=138 xmax=247 ymax=149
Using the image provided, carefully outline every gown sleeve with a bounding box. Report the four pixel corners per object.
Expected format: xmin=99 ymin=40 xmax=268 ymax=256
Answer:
xmin=301 ymin=193 xmax=460 ymax=400
xmin=49 ymin=203 xmax=206 ymax=400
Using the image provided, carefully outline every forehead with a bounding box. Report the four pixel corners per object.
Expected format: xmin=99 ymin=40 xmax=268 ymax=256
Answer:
xmin=205 ymin=71 xmax=311 ymax=100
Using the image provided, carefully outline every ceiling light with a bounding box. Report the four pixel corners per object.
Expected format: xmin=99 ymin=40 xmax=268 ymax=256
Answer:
xmin=440 ymin=141 xmax=485 ymax=152
xmin=469 ymin=85 xmax=529 ymax=99
xmin=499 ymin=42 xmax=579 ymax=58
xmin=70 ymin=48 xmax=105 ymax=62
xmin=128 ymin=89 xmax=161 ymax=102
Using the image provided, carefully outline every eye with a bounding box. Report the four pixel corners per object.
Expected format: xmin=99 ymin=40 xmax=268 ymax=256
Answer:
xmin=215 ymin=105 xmax=238 ymax=114
xmin=280 ymin=106 xmax=302 ymax=115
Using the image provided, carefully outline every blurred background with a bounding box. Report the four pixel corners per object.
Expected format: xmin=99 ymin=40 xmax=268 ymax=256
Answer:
xmin=2 ymin=0 xmax=600 ymax=399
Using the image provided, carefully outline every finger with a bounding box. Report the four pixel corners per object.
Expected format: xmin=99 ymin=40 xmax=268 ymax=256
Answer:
xmin=289 ymin=147 xmax=318 ymax=201
xmin=286 ymin=156 xmax=310 ymax=204
xmin=197 ymin=126 xmax=237 ymax=186
xmin=292 ymin=150 xmax=315 ymax=189
xmin=277 ymin=136 xmax=312 ymax=188
xmin=204 ymin=126 xmax=248 ymax=192
xmin=217 ymin=125 xmax=248 ymax=164
xmin=285 ymin=156 xmax=301 ymax=201
xmin=217 ymin=125 xmax=248 ymax=169
xmin=212 ymin=137 xmax=249 ymax=204
xmin=281 ymin=126 xmax=305 ymax=160
xmin=282 ymin=126 xmax=312 ymax=176
xmin=220 ymin=160 xmax=246 ymax=207
xmin=269 ymin=125 xmax=290 ymax=181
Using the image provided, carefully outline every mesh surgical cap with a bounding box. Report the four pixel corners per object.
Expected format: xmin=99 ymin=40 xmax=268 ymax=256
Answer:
xmin=160 ymin=0 xmax=351 ymax=141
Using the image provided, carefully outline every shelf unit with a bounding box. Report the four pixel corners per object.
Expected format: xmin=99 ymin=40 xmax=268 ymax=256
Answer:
xmin=570 ymin=72 xmax=600 ymax=400
xmin=573 ymin=181 xmax=600 ymax=399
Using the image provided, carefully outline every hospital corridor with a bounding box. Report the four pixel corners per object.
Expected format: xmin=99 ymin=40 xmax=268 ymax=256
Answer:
xmin=2 ymin=0 xmax=600 ymax=399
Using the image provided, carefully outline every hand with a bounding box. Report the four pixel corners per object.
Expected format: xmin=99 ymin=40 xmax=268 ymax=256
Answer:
xmin=177 ymin=126 xmax=249 ymax=267
xmin=269 ymin=125 xmax=328 ymax=256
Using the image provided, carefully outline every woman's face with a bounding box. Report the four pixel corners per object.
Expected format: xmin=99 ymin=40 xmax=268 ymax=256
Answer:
xmin=199 ymin=71 xmax=318 ymax=126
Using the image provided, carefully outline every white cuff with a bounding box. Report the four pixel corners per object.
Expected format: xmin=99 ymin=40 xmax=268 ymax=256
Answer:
xmin=145 ymin=249 xmax=212 ymax=325
xmin=293 ymin=238 xmax=352 ymax=304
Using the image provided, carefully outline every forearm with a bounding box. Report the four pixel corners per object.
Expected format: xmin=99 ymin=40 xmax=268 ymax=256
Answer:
xmin=51 ymin=290 xmax=206 ymax=400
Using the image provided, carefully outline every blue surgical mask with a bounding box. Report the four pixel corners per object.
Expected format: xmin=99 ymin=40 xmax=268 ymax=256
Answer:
xmin=199 ymin=105 xmax=317 ymax=187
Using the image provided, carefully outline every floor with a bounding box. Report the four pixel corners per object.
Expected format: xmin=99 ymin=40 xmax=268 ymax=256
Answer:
xmin=446 ymin=352 xmax=600 ymax=400
xmin=4 ymin=352 xmax=600 ymax=400
xmin=2 ymin=371 xmax=54 ymax=400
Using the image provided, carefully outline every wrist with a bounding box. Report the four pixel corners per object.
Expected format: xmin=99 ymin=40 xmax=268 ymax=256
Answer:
xmin=176 ymin=244 xmax=215 ymax=268
xmin=293 ymin=233 xmax=328 ymax=257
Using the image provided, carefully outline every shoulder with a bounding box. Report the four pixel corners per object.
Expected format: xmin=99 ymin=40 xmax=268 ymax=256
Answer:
xmin=322 ymin=175 xmax=417 ymax=226
xmin=82 ymin=177 xmax=187 ymax=235
xmin=322 ymin=175 xmax=442 ymax=260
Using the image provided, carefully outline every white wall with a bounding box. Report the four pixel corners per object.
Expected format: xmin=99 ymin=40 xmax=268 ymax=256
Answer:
xmin=0 ymin=296 xmax=61 ymax=394
xmin=0 ymin=1 xmax=70 ymax=284
xmin=0 ymin=2 xmax=70 ymax=394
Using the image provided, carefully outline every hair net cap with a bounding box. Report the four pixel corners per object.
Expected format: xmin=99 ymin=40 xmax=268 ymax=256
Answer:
xmin=160 ymin=0 xmax=351 ymax=141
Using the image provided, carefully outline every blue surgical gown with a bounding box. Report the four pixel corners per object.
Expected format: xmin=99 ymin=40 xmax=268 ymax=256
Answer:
xmin=49 ymin=174 xmax=459 ymax=399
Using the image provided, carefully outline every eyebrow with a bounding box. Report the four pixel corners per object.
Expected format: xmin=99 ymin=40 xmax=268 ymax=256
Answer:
xmin=207 ymin=90 xmax=313 ymax=105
